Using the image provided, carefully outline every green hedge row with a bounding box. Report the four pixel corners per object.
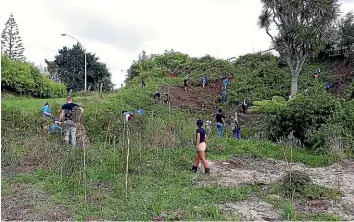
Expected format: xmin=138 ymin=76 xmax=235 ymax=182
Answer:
xmin=1 ymin=55 xmax=66 ymax=98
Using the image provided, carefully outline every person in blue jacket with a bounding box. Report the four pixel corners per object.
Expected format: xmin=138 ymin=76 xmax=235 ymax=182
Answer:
xmin=40 ymin=102 xmax=52 ymax=118
xmin=136 ymin=107 xmax=143 ymax=116
xmin=222 ymin=78 xmax=229 ymax=90
xmin=48 ymin=118 xmax=62 ymax=134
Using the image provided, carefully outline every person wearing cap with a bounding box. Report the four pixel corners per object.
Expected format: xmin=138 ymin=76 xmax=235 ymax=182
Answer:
xmin=40 ymin=102 xmax=52 ymax=118
xmin=192 ymin=120 xmax=210 ymax=174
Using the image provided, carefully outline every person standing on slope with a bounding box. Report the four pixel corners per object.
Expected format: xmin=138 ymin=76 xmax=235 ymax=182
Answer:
xmin=215 ymin=108 xmax=225 ymax=137
xmin=192 ymin=120 xmax=210 ymax=175
xmin=184 ymin=77 xmax=188 ymax=90
xmin=230 ymin=117 xmax=241 ymax=139
xmin=201 ymin=76 xmax=207 ymax=88
xmin=59 ymin=96 xmax=84 ymax=147
xmin=222 ymin=78 xmax=229 ymax=90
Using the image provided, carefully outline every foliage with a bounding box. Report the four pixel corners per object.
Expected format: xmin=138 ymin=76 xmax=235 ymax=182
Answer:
xmin=125 ymin=50 xmax=236 ymax=84
xmin=281 ymin=170 xmax=312 ymax=197
xmin=308 ymin=100 xmax=354 ymax=154
xmin=45 ymin=43 xmax=114 ymax=91
xmin=1 ymin=13 xmax=26 ymax=61
xmin=333 ymin=11 xmax=354 ymax=48
xmin=252 ymin=88 xmax=342 ymax=147
xmin=1 ymin=55 xmax=65 ymax=98
xmin=230 ymin=54 xmax=290 ymax=102
xmin=258 ymin=0 xmax=341 ymax=96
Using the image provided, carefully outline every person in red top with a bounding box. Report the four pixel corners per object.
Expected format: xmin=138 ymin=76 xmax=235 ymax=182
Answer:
xmin=192 ymin=120 xmax=210 ymax=174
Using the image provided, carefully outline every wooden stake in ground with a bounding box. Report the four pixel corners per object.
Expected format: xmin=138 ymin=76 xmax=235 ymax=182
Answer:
xmin=125 ymin=122 xmax=130 ymax=199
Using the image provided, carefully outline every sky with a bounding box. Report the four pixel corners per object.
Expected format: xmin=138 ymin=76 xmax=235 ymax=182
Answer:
xmin=1 ymin=0 xmax=353 ymax=88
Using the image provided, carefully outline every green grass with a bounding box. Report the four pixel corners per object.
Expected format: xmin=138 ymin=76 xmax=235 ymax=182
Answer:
xmin=0 ymin=74 xmax=343 ymax=220
xmin=206 ymin=137 xmax=332 ymax=167
xmin=2 ymin=148 xmax=250 ymax=221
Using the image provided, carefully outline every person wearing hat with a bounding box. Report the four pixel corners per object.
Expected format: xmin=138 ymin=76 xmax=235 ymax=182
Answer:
xmin=192 ymin=120 xmax=210 ymax=174
xmin=40 ymin=102 xmax=52 ymax=118
xmin=230 ymin=117 xmax=241 ymax=139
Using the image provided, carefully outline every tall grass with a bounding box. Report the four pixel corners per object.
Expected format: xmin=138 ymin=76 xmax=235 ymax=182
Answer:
xmin=1 ymin=79 xmax=339 ymax=220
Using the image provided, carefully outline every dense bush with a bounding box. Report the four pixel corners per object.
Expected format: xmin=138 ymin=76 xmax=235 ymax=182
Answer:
xmin=251 ymin=87 xmax=351 ymax=152
xmin=1 ymin=55 xmax=66 ymax=98
xmin=126 ymin=50 xmax=236 ymax=84
xmin=308 ymin=100 xmax=354 ymax=154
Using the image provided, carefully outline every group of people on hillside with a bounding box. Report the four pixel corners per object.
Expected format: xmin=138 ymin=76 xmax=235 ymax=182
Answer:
xmin=40 ymin=96 xmax=84 ymax=147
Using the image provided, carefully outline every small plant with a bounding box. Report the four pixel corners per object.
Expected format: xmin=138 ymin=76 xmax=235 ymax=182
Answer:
xmin=281 ymin=170 xmax=312 ymax=197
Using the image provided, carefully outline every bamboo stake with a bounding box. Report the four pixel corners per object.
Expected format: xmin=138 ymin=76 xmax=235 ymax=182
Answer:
xmin=125 ymin=123 xmax=130 ymax=199
xmin=82 ymin=117 xmax=87 ymax=204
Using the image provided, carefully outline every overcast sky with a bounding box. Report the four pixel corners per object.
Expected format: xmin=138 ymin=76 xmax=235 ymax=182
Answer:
xmin=1 ymin=0 xmax=353 ymax=87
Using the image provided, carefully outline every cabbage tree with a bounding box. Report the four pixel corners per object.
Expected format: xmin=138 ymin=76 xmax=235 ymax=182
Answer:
xmin=258 ymin=0 xmax=340 ymax=96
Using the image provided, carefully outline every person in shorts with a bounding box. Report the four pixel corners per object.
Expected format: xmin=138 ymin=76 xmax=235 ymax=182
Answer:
xmin=191 ymin=120 xmax=210 ymax=174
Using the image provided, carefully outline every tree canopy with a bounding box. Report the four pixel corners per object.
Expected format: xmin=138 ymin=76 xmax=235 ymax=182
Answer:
xmin=258 ymin=0 xmax=341 ymax=96
xmin=45 ymin=44 xmax=114 ymax=91
xmin=1 ymin=13 xmax=26 ymax=61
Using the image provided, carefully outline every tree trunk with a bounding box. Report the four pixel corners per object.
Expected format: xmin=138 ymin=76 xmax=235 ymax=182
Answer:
xmin=290 ymin=70 xmax=300 ymax=97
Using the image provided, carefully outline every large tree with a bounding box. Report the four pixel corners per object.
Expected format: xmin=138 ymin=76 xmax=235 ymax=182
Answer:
xmin=258 ymin=0 xmax=340 ymax=96
xmin=45 ymin=44 xmax=114 ymax=91
xmin=338 ymin=11 xmax=354 ymax=48
xmin=1 ymin=13 xmax=26 ymax=61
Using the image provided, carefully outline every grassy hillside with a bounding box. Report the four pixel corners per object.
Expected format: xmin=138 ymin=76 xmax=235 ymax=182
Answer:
xmin=2 ymin=52 xmax=353 ymax=221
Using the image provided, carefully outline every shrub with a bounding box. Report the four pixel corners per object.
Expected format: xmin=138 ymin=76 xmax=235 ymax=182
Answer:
xmin=253 ymin=88 xmax=342 ymax=147
xmin=1 ymin=55 xmax=66 ymax=98
xmin=281 ymin=170 xmax=312 ymax=197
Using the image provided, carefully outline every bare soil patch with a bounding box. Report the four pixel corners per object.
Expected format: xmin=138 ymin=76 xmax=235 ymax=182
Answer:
xmin=1 ymin=183 xmax=72 ymax=221
xmin=221 ymin=199 xmax=282 ymax=221
xmin=198 ymin=156 xmax=354 ymax=221
xmin=1 ymin=165 xmax=40 ymax=178
xmin=166 ymin=80 xmax=222 ymax=112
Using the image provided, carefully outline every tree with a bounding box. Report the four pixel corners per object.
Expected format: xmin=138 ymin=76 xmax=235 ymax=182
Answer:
xmin=45 ymin=44 xmax=114 ymax=91
xmin=338 ymin=11 xmax=354 ymax=48
xmin=258 ymin=0 xmax=340 ymax=96
xmin=1 ymin=13 xmax=25 ymax=61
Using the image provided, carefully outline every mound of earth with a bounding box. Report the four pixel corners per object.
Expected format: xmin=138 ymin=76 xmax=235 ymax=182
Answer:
xmin=165 ymin=80 xmax=223 ymax=112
